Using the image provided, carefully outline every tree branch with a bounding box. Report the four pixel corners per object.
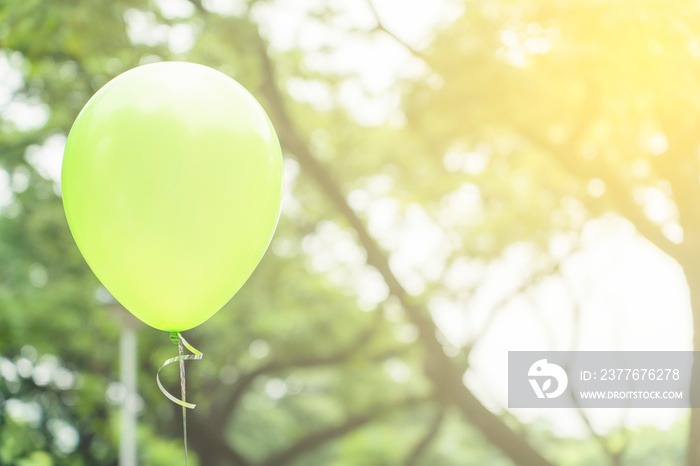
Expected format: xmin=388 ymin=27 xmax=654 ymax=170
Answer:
xmin=185 ymin=0 xmax=206 ymax=15
xmin=518 ymin=124 xmax=682 ymax=262
xmin=252 ymin=29 xmax=555 ymax=466
xmin=472 ymin=244 xmax=579 ymax=348
xmin=405 ymin=406 xmax=446 ymax=466
xmin=364 ymin=0 xmax=432 ymax=65
xmin=189 ymin=414 xmax=252 ymax=466
xmin=375 ymin=24 xmax=682 ymax=267
xmin=210 ymin=311 xmax=386 ymax=429
xmin=259 ymin=396 xmax=431 ymax=466
xmin=654 ymin=111 xmax=700 ymax=244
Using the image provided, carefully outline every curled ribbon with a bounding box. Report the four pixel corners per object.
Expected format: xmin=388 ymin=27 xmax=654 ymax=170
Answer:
xmin=156 ymin=332 xmax=203 ymax=465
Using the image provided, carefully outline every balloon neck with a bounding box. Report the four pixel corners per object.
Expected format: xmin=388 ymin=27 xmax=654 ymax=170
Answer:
xmin=169 ymin=331 xmax=180 ymax=345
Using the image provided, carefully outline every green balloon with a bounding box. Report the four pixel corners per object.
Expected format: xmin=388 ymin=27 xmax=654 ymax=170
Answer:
xmin=62 ymin=62 xmax=284 ymax=331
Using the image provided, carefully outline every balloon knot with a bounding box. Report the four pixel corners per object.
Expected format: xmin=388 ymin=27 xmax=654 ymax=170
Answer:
xmin=169 ymin=331 xmax=180 ymax=345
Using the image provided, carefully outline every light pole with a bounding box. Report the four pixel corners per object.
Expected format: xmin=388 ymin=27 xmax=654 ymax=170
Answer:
xmin=102 ymin=287 xmax=141 ymax=466
xmin=119 ymin=321 xmax=137 ymax=466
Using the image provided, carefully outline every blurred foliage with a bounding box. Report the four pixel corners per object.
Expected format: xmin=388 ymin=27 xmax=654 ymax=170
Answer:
xmin=0 ymin=0 xmax=697 ymax=465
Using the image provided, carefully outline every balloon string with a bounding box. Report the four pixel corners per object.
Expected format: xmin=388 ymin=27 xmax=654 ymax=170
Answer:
xmin=178 ymin=338 xmax=188 ymax=466
xmin=156 ymin=332 xmax=203 ymax=465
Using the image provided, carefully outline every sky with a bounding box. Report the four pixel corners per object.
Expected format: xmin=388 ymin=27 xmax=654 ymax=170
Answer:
xmin=0 ymin=0 xmax=693 ymax=440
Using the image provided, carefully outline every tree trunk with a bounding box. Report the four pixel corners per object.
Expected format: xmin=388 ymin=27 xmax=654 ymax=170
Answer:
xmin=684 ymin=262 xmax=700 ymax=466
